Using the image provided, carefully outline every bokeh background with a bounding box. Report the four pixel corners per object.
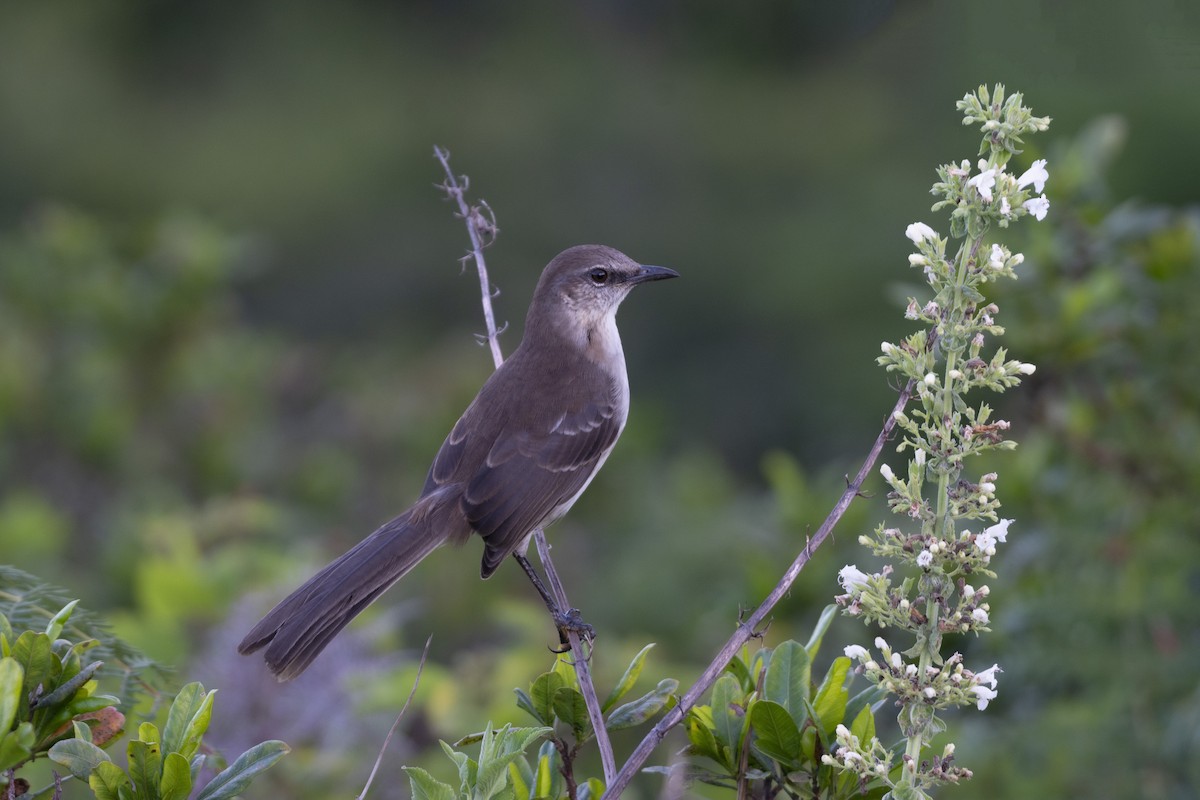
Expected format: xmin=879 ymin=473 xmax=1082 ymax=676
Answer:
xmin=2 ymin=2 xmax=1198 ymax=798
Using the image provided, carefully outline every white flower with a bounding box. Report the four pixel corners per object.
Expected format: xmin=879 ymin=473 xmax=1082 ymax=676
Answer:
xmin=905 ymin=222 xmax=938 ymax=244
xmin=1018 ymin=362 xmax=1037 ymax=375
xmin=916 ymin=550 xmax=933 ymax=568
xmin=874 ymin=636 xmax=890 ymax=652
xmin=968 ymin=167 xmax=997 ymax=202
xmin=881 ymin=341 xmax=895 ymax=355
xmin=1023 ymin=194 xmax=1050 ymax=220
xmin=923 ymin=687 xmax=937 ymax=699
xmin=844 ymin=644 xmax=868 ymax=660
xmin=914 ymin=449 xmax=926 ymax=467
xmin=835 ymin=724 xmax=851 ymax=739
xmin=1000 ymin=197 xmax=1012 ymax=217
xmin=971 ymin=684 xmax=998 ymax=710
xmin=983 ymin=518 xmax=1013 ymax=543
xmin=979 ymin=481 xmax=996 ymax=494
xmin=1017 ymin=159 xmax=1049 ymax=193
xmin=838 ymin=564 xmax=871 ymax=592
xmin=972 ymin=608 xmax=990 ymax=624
xmin=908 ymin=253 xmax=927 ymax=266
xmin=962 ymin=583 xmax=975 ymax=599
xmin=988 ymin=243 xmax=1005 ymax=269
xmin=924 ymin=372 xmax=938 ymax=386
xmin=890 ymin=652 xmax=902 ymax=669
xmin=974 ymin=663 xmax=1002 ymax=688
xmin=880 ymin=463 xmax=895 ymax=483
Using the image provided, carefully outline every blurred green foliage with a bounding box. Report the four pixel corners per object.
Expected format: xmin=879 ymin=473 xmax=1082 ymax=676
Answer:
xmin=0 ymin=3 xmax=1195 ymax=799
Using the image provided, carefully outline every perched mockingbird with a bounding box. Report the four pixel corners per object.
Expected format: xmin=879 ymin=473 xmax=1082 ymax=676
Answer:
xmin=239 ymin=244 xmax=677 ymax=679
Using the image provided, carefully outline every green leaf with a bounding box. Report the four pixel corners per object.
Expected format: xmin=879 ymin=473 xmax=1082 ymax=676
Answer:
xmin=507 ymin=758 xmax=532 ymax=800
xmin=683 ymin=710 xmax=725 ymax=768
xmin=440 ymin=739 xmax=476 ymax=793
xmin=845 ymin=685 xmax=888 ymax=733
xmin=139 ymin=721 xmax=160 ymax=744
xmin=49 ymin=737 xmax=112 ymax=781
xmin=0 ymin=657 xmax=22 ymax=733
xmin=577 ymin=777 xmax=605 ymax=800
xmin=528 ymin=673 xmax=565 ymax=730
xmin=709 ymin=674 xmax=745 ymax=752
xmin=0 ymin=723 xmax=35 ymax=771
xmin=32 ymin=660 xmax=103 ymax=713
xmin=159 ymin=752 xmax=192 ymax=800
xmin=552 ymin=687 xmax=590 ymax=738
xmin=90 ymin=761 xmax=133 ymax=800
xmin=849 ymin=702 xmax=876 ymax=745
xmin=45 ymin=600 xmax=79 ymax=641
xmin=128 ymin=739 xmax=162 ymax=800
xmin=804 ymin=605 xmax=839 ymax=661
xmin=532 ymin=750 xmax=553 ymax=800
xmin=513 ymin=688 xmax=544 ymax=725
xmin=162 ymin=682 xmax=214 ymax=760
xmin=194 ymin=740 xmax=289 ymax=800
xmin=606 ymin=679 xmax=677 ymax=730
xmin=749 ymin=700 xmax=801 ymax=767
xmin=601 ymin=643 xmax=654 ymax=713
xmin=402 ymin=766 xmax=458 ymax=800
xmin=551 ymin=652 xmax=578 ymax=688
xmin=11 ymin=631 xmax=54 ymax=716
xmin=536 ymin=740 xmax=563 ymax=800
xmin=763 ymin=640 xmax=810 ymax=728
xmin=812 ymin=657 xmax=851 ymax=737
xmin=722 ymin=655 xmax=753 ymax=693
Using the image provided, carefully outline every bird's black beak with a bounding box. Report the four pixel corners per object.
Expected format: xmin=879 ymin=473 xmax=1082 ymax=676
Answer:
xmin=629 ymin=264 xmax=680 ymax=284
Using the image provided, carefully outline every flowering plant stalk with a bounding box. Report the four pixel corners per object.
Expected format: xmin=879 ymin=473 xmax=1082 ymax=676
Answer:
xmin=827 ymin=84 xmax=1050 ymax=800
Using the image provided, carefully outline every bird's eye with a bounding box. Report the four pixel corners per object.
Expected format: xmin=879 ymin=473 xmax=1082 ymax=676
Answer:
xmin=588 ymin=267 xmax=609 ymax=284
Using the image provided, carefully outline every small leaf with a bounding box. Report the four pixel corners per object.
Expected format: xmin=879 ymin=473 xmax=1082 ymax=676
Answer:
xmin=0 ymin=723 xmax=34 ymax=771
xmin=507 ymin=758 xmax=532 ymax=800
xmin=803 ymin=605 xmax=838 ymax=661
xmin=748 ymin=700 xmax=801 ymax=768
xmin=528 ymin=673 xmax=565 ymax=729
xmin=722 ymin=655 xmax=753 ymax=692
xmin=533 ymin=751 xmax=553 ymax=800
xmin=194 ymin=740 xmax=290 ymax=800
xmin=127 ymin=739 xmax=162 ymax=800
xmin=607 ymin=679 xmax=678 ymax=730
xmin=683 ymin=710 xmax=725 ymax=768
xmin=812 ymin=657 xmax=851 ymax=737
xmin=763 ymin=641 xmax=810 ymax=729
xmin=162 ymin=682 xmax=214 ymax=760
xmin=551 ymin=652 xmax=578 ymax=688
xmin=48 ymin=737 xmax=111 ymax=781
xmin=45 ymin=600 xmax=79 ymax=641
xmin=849 ymin=703 xmax=876 ymax=745
xmin=159 ymin=752 xmax=193 ymax=800
xmin=513 ymin=688 xmax=544 ymax=724
xmin=845 ymin=685 xmax=888 ymax=734
xmin=11 ymin=631 xmax=54 ymax=716
xmin=577 ymin=777 xmax=605 ymax=800
xmin=0 ymin=657 xmax=22 ymax=733
xmin=89 ymin=761 xmax=132 ymax=800
xmin=709 ymin=675 xmax=744 ymax=752
xmin=601 ymin=643 xmax=655 ymax=713
xmin=552 ymin=687 xmax=590 ymax=738
xmin=402 ymin=766 xmax=458 ymax=800
xmin=30 ymin=660 xmax=103 ymax=712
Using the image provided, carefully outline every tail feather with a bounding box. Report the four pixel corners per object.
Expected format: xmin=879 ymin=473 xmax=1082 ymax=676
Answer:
xmin=239 ymin=503 xmax=450 ymax=680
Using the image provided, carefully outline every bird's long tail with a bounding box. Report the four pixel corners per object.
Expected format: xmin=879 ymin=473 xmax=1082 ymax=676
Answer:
xmin=239 ymin=491 xmax=457 ymax=680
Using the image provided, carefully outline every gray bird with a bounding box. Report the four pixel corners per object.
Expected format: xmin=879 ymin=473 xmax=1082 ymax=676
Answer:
xmin=239 ymin=244 xmax=677 ymax=679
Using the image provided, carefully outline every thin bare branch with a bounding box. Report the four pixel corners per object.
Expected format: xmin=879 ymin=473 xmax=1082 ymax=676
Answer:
xmin=434 ymin=145 xmax=504 ymax=369
xmin=357 ymin=635 xmax=433 ymax=800
xmin=535 ymin=532 xmax=619 ymax=783
xmin=602 ymin=380 xmax=916 ymax=799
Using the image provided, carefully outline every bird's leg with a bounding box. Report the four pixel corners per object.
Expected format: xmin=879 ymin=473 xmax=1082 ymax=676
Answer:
xmin=513 ymin=553 xmax=595 ymax=651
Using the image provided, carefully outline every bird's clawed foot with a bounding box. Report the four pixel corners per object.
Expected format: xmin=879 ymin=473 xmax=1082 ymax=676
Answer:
xmin=549 ymin=607 xmax=595 ymax=653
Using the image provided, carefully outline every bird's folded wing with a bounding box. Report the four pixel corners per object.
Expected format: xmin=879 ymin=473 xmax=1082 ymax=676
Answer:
xmin=460 ymin=400 xmax=622 ymax=576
